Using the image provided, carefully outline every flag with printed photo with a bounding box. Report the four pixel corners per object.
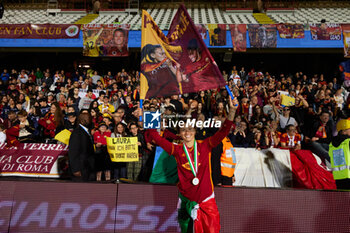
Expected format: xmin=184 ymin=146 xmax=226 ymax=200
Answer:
xmin=229 ymin=24 xmax=246 ymax=52
xmin=208 ymin=24 xmax=227 ymax=46
xmin=140 ymin=5 xmax=226 ymax=100
xmin=248 ymin=24 xmax=277 ymax=48
xmin=310 ymin=23 xmax=341 ymax=40
xmin=342 ymin=24 xmax=350 ymax=58
xmin=82 ymin=24 xmax=130 ymax=57
xmin=277 ymin=23 xmax=305 ymax=39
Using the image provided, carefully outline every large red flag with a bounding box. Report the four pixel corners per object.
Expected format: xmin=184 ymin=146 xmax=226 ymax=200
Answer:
xmin=140 ymin=5 xmax=226 ymax=99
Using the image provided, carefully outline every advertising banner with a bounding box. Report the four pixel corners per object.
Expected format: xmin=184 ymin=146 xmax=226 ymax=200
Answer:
xmin=0 ymin=143 xmax=68 ymax=178
xmin=107 ymin=137 xmax=139 ymax=162
xmin=0 ymin=181 xmax=348 ymax=233
xmin=248 ymin=24 xmax=277 ymax=48
xmin=82 ymin=24 xmax=130 ymax=57
xmin=140 ymin=5 xmax=226 ymax=99
xmin=276 ymin=23 xmax=305 ymax=39
xmin=0 ymin=24 xmax=80 ymax=39
xmin=208 ymin=24 xmax=227 ymax=46
xmin=229 ymin=24 xmax=247 ymax=52
xmin=342 ymin=24 xmax=350 ymax=58
xmin=310 ymin=23 xmax=342 ymax=40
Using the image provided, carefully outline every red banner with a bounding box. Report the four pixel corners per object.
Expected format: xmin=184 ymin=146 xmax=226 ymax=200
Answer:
xmin=0 ymin=24 xmax=80 ymax=39
xmin=0 ymin=143 xmax=68 ymax=178
xmin=229 ymin=24 xmax=247 ymax=52
xmin=82 ymin=24 xmax=130 ymax=57
xmin=277 ymin=23 xmax=305 ymax=39
xmin=310 ymin=23 xmax=341 ymax=40
xmin=1 ymin=181 xmax=349 ymax=232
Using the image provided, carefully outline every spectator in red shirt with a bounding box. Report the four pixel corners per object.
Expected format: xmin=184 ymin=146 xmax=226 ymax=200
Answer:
xmin=94 ymin=122 xmax=112 ymax=181
xmin=280 ymin=124 xmax=301 ymax=150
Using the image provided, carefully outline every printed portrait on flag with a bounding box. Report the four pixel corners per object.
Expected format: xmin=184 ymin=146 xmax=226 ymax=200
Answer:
xmin=342 ymin=24 xmax=350 ymax=58
xmin=208 ymin=24 xmax=227 ymax=46
xmin=229 ymin=24 xmax=247 ymax=52
xmin=310 ymin=23 xmax=341 ymax=40
xmin=196 ymin=24 xmax=207 ymax=40
xmin=140 ymin=6 xmax=226 ymax=100
xmin=82 ymin=24 xmax=130 ymax=57
xmin=277 ymin=23 xmax=305 ymax=39
xmin=141 ymin=44 xmax=182 ymax=99
xmin=248 ymin=24 xmax=277 ymax=48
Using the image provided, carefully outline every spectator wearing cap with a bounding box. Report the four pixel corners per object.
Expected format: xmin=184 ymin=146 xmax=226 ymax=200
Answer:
xmin=93 ymin=122 xmax=112 ymax=181
xmin=64 ymin=112 xmax=78 ymax=132
xmin=329 ymin=118 xmax=350 ymax=189
xmin=79 ymin=89 xmax=94 ymax=110
xmin=99 ymin=95 xmax=115 ymax=118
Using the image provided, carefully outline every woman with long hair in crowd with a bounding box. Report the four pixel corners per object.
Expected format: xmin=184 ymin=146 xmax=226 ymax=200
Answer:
xmin=38 ymin=102 xmax=64 ymax=141
xmin=90 ymin=107 xmax=103 ymax=133
xmin=250 ymin=104 xmax=266 ymax=127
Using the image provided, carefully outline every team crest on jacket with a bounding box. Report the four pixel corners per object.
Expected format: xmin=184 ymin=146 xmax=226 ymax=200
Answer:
xmin=182 ymin=162 xmax=201 ymax=171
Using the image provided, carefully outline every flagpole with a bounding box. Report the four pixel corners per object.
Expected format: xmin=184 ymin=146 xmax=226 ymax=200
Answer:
xmin=225 ymin=85 xmax=238 ymax=106
xmin=139 ymin=99 xmax=143 ymax=122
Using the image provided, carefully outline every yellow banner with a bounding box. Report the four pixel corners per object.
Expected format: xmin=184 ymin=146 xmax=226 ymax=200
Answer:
xmin=281 ymin=94 xmax=295 ymax=107
xmin=106 ymin=137 xmax=139 ymax=162
xmin=54 ymin=129 xmax=71 ymax=145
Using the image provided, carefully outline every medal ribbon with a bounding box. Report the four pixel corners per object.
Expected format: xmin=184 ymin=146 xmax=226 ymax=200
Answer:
xmin=183 ymin=140 xmax=198 ymax=177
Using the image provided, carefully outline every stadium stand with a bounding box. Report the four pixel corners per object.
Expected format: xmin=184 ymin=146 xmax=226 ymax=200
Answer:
xmin=1 ymin=4 xmax=350 ymax=28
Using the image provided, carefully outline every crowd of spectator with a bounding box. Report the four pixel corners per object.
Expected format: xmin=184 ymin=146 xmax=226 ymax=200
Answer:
xmin=0 ymin=65 xmax=348 ymax=182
